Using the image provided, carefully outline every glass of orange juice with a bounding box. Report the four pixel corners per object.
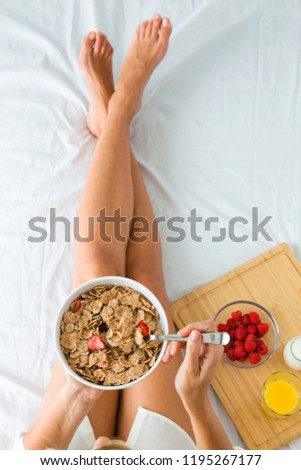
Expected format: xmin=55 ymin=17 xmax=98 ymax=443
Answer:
xmin=261 ymin=371 xmax=301 ymax=418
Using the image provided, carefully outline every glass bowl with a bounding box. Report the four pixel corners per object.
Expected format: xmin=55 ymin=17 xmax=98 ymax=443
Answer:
xmin=213 ymin=300 xmax=279 ymax=368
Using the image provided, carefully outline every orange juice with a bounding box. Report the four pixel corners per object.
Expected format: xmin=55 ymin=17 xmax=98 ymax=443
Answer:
xmin=264 ymin=380 xmax=298 ymax=415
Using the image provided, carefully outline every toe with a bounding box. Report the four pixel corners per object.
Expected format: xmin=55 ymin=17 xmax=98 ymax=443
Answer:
xmin=100 ymin=37 xmax=108 ymax=55
xmin=152 ymin=15 xmax=162 ymax=38
xmin=105 ymin=44 xmax=114 ymax=59
xmin=81 ymin=31 xmax=96 ymax=54
xmin=145 ymin=19 xmax=153 ymax=37
xmin=94 ymin=32 xmax=104 ymax=54
xmin=160 ymin=17 xmax=172 ymax=39
xmin=139 ymin=20 xmax=147 ymax=38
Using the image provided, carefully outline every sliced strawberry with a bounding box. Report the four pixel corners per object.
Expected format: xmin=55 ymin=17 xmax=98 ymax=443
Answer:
xmin=231 ymin=310 xmax=242 ymax=322
xmin=87 ymin=334 xmax=105 ymax=350
xmin=257 ymin=323 xmax=269 ymax=337
xmin=137 ymin=321 xmax=149 ymax=337
xmin=249 ymin=353 xmax=261 ymax=365
xmin=249 ymin=311 xmax=260 ymax=324
xmin=244 ymin=340 xmax=257 ymax=353
xmin=226 ymin=318 xmax=236 ymax=329
xmin=74 ymin=299 xmax=82 ymax=313
xmin=247 ymin=324 xmax=257 ymax=335
xmin=217 ymin=323 xmax=230 ymax=333
xmin=258 ymin=343 xmax=268 ymax=355
xmin=242 ymin=314 xmax=250 ymax=326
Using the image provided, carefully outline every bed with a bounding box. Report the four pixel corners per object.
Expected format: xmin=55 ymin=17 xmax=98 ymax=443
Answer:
xmin=1 ymin=0 xmax=301 ymax=449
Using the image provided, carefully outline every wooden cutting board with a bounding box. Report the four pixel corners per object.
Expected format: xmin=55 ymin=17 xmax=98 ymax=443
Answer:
xmin=171 ymin=243 xmax=301 ymax=450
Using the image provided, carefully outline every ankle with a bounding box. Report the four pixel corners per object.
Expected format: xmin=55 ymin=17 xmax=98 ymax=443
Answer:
xmin=108 ymin=92 xmax=135 ymax=125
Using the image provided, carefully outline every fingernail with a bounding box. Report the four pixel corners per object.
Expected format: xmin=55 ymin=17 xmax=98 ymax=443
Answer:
xmin=156 ymin=14 xmax=161 ymax=19
xmin=162 ymin=18 xmax=168 ymax=27
xmin=89 ymin=32 xmax=96 ymax=40
xmin=163 ymin=352 xmax=169 ymax=362
xmin=190 ymin=330 xmax=200 ymax=341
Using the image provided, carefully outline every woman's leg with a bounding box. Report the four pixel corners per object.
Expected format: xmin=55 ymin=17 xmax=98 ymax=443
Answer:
xmin=77 ymin=18 xmax=194 ymax=441
xmin=35 ymin=32 xmax=126 ymax=441
xmin=117 ymin=153 xmax=195 ymax=441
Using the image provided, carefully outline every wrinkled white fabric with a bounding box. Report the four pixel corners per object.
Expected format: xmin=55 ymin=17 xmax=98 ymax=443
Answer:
xmin=1 ymin=0 xmax=301 ymax=450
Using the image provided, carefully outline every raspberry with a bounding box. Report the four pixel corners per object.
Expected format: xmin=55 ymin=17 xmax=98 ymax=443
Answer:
xmin=249 ymin=311 xmax=260 ymax=324
xmin=245 ymin=334 xmax=256 ymax=343
xmin=234 ymin=346 xmax=246 ymax=358
xmin=221 ymin=309 xmax=270 ymax=366
xmin=235 ymin=326 xmax=247 ymax=340
xmin=223 ymin=343 xmax=232 ymax=352
xmin=247 ymin=324 xmax=257 ymax=335
xmin=227 ymin=318 xmax=236 ymax=329
xmin=74 ymin=299 xmax=82 ymax=313
xmin=229 ymin=328 xmax=236 ymax=340
xmin=258 ymin=343 xmax=268 ymax=355
xmin=231 ymin=310 xmax=242 ymax=322
xmin=217 ymin=323 xmax=230 ymax=333
xmin=257 ymin=323 xmax=269 ymax=337
xmin=249 ymin=353 xmax=261 ymax=365
xmin=244 ymin=340 xmax=257 ymax=353
xmin=137 ymin=321 xmax=149 ymax=337
xmin=87 ymin=334 xmax=105 ymax=350
xmin=226 ymin=349 xmax=237 ymax=362
xmin=237 ymin=354 xmax=247 ymax=362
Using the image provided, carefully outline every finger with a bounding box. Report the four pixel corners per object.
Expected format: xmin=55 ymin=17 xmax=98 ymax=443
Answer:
xmin=178 ymin=319 xmax=217 ymax=337
xmin=183 ymin=330 xmax=202 ymax=376
xmin=162 ymin=340 xmax=185 ymax=363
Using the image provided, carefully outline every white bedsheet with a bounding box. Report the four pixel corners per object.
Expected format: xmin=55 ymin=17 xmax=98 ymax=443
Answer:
xmin=1 ymin=0 xmax=301 ymax=450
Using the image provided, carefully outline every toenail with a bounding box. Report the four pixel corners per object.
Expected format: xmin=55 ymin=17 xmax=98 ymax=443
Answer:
xmin=162 ymin=18 xmax=169 ymax=27
xmin=89 ymin=32 xmax=96 ymax=40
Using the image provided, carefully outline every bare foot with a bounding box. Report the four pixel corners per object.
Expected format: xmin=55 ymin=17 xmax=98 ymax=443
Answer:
xmin=113 ymin=15 xmax=172 ymax=118
xmin=78 ymin=31 xmax=114 ymax=137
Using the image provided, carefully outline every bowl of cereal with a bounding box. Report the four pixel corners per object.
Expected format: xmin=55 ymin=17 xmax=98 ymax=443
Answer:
xmin=54 ymin=276 xmax=168 ymax=390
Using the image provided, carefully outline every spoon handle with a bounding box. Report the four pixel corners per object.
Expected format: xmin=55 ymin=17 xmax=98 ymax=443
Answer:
xmin=149 ymin=332 xmax=230 ymax=345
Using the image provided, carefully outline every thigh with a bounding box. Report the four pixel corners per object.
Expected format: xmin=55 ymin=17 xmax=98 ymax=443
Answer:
xmin=73 ymin=252 xmax=125 ymax=287
xmin=116 ymin=276 xmax=194 ymax=442
xmin=73 ymin=245 xmax=126 ymax=288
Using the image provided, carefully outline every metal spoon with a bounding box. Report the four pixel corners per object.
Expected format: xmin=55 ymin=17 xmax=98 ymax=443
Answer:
xmin=149 ymin=332 xmax=230 ymax=345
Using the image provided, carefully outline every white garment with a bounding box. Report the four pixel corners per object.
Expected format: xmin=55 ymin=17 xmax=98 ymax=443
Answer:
xmin=127 ymin=407 xmax=196 ymax=450
xmin=14 ymin=407 xmax=196 ymax=450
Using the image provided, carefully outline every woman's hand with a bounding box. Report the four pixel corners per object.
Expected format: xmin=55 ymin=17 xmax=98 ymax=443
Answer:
xmin=163 ymin=320 xmax=223 ymax=415
xmin=65 ymin=373 xmax=104 ymax=403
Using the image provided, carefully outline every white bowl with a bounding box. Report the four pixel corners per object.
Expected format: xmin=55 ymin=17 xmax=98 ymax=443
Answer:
xmin=54 ymin=276 xmax=168 ymax=390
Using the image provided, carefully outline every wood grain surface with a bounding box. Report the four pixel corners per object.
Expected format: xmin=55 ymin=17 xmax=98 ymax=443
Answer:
xmin=171 ymin=243 xmax=301 ymax=449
